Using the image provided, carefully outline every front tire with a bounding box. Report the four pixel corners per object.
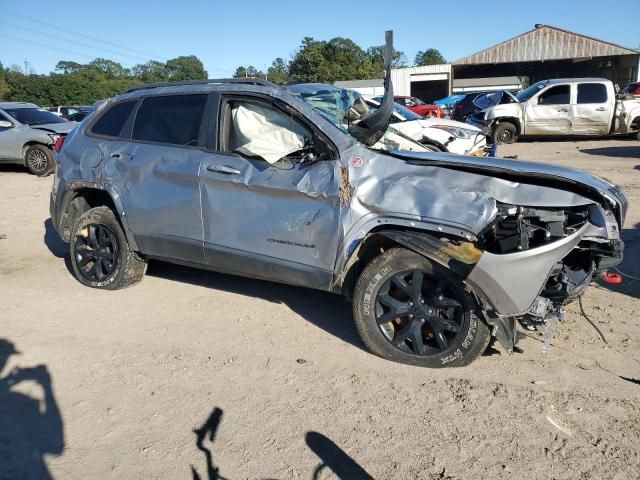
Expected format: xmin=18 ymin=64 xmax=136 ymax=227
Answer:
xmin=25 ymin=144 xmax=54 ymax=176
xmin=69 ymin=206 xmax=146 ymax=290
xmin=492 ymin=122 xmax=518 ymax=144
xmin=353 ymin=248 xmax=490 ymax=368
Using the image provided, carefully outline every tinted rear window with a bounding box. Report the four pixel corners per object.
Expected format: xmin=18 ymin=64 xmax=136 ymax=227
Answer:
xmin=577 ymin=83 xmax=607 ymax=104
xmin=132 ymin=94 xmax=207 ymax=147
xmin=91 ymin=101 xmax=136 ymax=137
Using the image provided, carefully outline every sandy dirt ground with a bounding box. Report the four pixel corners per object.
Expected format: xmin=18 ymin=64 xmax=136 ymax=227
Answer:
xmin=1 ymin=138 xmax=639 ymax=480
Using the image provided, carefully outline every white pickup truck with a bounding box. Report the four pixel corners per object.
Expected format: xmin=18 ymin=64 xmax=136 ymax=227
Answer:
xmin=468 ymin=78 xmax=640 ymax=144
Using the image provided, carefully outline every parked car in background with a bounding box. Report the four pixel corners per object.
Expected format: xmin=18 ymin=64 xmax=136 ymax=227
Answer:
xmin=468 ymin=78 xmax=640 ymax=143
xmin=621 ymin=82 xmax=640 ymax=96
xmin=447 ymin=92 xmax=494 ymax=122
xmin=394 ymin=96 xmax=441 ymax=117
xmin=51 ymin=70 xmax=626 ymax=367
xmin=0 ymin=102 xmax=76 ymax=175
xmin=367 ymin=96 xmax=487 ymax=155
xmin=47 ymin=105 xmax=89 ymax=119
xmin=66 ymin=107 xmax=93 ymax=122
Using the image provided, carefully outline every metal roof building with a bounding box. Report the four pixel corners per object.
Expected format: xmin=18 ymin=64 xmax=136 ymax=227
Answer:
xmin=453 ymin=24 xmax=639 ymax=89
xmin=389 ymin=24 xmax=639 ymax=103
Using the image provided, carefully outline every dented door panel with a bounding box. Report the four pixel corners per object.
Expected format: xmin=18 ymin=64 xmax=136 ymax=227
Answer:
xmin=199 ymin=152 xmax=340 ymax=287
xmin=105 ymin=142 xmax=207 ymax=263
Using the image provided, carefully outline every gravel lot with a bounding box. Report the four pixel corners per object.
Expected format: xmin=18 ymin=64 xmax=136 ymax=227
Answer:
xmin=1 ymin=138 xmax=639 ymax=479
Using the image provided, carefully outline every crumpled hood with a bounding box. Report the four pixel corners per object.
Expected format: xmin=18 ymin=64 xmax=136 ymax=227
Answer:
xmin=415 ymin=118 xmax=482 ymax=132
xmin=391 ymin=150 xmax=624 ymax=209
xmin=32 ymin=122 xmax=77 ymax=135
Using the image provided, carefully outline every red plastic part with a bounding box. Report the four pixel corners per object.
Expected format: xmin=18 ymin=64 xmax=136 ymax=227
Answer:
xmin=53 ymin=136 xmax=64 ymax=153
xmin=601 ymin=271 xmax=622 ymax=284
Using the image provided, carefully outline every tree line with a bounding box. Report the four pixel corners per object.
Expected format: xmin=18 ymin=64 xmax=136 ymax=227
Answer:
xmin=0 ymin=55 xmax=207 ymax=106
xmin=233 ymin=38 xmax=446 ymax=84
xmin=0 ymin=35 xmax=446 ymax=105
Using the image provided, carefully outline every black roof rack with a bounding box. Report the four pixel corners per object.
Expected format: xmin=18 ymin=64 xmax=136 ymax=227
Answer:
xmin=123 ymin=78 xmax=276 ymax=94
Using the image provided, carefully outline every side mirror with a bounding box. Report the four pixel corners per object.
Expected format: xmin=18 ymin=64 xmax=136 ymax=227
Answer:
xmin=0 ymin=120 xmax=13 ymax=128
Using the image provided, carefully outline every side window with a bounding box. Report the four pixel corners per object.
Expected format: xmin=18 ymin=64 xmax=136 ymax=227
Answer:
xmin=396 ymin=98 xmax=405 ymax=106
xmin=538 ymin=85 xmax=570 ymax=105
xmin=577 ymin=83 xmax=607 ymax=104
xmin=90 ymin=101 xmax=136 ymax=137
xmin=132 ymin=94 xmax=207 ymax=147
xmin=219 ymin=99 xmax=313 ymax=164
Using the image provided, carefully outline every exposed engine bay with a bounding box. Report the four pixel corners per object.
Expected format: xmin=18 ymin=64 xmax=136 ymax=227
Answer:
xmin=476 ymin=202 xmax=622 ymax=332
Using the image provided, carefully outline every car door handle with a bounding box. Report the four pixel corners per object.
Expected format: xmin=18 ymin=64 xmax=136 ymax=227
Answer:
xmin=207 ymin=165 xmax=241 ymax=175
xmin=595 ymin=107 xmax=606 ymax=111
xmin=111 ymin=152 xmax=133 ymax=159
xmin=556 ymin=108 xmax=569 ymax=112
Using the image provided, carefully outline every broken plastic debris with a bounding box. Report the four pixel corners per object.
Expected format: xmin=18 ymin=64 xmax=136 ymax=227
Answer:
xmin=541 ymin=313 xmax=561 ymax=354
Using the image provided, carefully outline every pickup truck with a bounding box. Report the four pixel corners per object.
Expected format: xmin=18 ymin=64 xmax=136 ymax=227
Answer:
xmin=468 ymin=78 xmax=640 ymax=144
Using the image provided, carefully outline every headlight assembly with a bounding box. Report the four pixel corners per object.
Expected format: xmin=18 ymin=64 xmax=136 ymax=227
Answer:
xmin=431 ymin=125 xmax=478 ymax=139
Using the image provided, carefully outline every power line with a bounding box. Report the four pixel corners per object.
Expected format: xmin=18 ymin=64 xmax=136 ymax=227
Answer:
xmin=0 ymin=8 xmax=165 ymax=61
xmin=0 ymin=33 xmax=99 ymax=62
xmin=0 ymin=21 xmax=156 ymax=63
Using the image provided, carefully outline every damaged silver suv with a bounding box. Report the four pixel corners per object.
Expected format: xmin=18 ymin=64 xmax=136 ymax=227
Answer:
xmin=50 ymin=35 xmax=627 ymax=367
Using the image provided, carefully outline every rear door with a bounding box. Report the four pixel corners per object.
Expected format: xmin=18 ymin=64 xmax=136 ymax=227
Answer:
xmin=572 ymin=83 xmax=611 ymax=135
xmin=198 ymin=94 xmax=341 ymax=289
xmin=99 ymin=94 xmax=210 ymax=264
xmin=525 ymin=84 xmax=572 ymax=135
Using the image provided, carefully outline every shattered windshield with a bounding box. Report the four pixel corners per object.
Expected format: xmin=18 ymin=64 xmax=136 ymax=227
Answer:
xmin=515 ymin=81 xmax=547 ymax=103
xmin=290 ymin=84 xmax=428 ymax=152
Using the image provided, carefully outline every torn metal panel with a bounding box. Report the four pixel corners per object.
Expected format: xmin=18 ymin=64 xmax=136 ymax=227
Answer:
xmin=467 ymin=223 xmax=588 ymax=315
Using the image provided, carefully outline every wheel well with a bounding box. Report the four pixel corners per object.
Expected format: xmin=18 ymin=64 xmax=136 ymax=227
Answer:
xmin=339 ymin=232 xmax=400 ymax=300
xmin=339 ymin=226 xmax=475 ymax=299
xmin=22 ymin=141 xmax=52 ymax=162
xmin=494 ymin=118 xmax=521 ymax=135
xmin=59 ymin=188 xmax=119 ymax=241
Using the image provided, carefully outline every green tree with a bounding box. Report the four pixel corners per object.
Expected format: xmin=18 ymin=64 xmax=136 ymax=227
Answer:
xmin=54 ymin=61 xmax=84 ymax=75
xmin=289 ymin=36 xmax=377 ymax=83
xmin=165 ymin=55 xmax=207 ymax=81
xmin=267 ymin=57 xmax=289 ymax=84
xmin=0 ymin=63 xmax=9 ymax=100
xmin=232 ymin=66 xmax=247 ymax=78
xmin=88 ymin=58 xmax=129 ymax=79
xmin=414 ymin=48 xmax=446 ymax=66
xmin=366 ymin=45 xmax=408 ymax=77
xmin=131 ymin=60 xmax=167 ymax=83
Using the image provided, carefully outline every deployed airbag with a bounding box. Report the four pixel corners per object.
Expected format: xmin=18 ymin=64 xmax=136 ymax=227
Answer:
xmin=230 ymin=102 xmax=309 ymax=164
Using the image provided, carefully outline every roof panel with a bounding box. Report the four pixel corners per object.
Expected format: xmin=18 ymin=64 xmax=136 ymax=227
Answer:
xmin=454 ymin=25 xmax=638 ymax=65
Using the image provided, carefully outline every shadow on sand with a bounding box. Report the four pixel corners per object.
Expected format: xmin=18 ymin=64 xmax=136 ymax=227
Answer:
xmin=0 ymin=339 xmax=64 ymax=480
xmin=191 ymin=406 xmax=374 ymax=480
xmin=579 ymin=145 xmax=640 ymax=158
xmin=147 ymin=261 xmax=363 ymax=351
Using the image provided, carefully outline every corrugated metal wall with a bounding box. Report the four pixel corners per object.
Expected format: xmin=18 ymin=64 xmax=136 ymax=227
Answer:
xmin=391 ymin=65 xmax=452 ymax=96
xmin=455 ymin=25 xmax=638 ymax=65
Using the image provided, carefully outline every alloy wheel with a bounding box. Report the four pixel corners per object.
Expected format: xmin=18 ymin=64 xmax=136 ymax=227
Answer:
xmin=27 ymin=149 xmax=49 ymax=173
xmin=74 ymin=224 xmax=119 ymax=282
xmin=375 ymin=269 xmax=464 ymax=355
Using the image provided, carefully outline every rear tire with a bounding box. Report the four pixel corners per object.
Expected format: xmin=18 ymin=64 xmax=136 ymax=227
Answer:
xmin=492 ymin=122 xmax=518 ymax=145
xmin=25 ymin=144 xmax=54 ymax=176
xmin=353 ymin=247 xmax=490 ymax=368
xmin=69 ymin=206 xmax=146 ymax=290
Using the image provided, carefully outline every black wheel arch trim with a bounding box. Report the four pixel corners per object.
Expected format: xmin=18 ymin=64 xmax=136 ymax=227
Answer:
xmin=335 ymin=228 xmax=483 ymax=295
xmin=57 ymin=183 xmax=139 ymax=251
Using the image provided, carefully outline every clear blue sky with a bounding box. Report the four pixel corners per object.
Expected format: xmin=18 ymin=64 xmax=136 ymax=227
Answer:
xmin=1 ymin=0 xmax=638 ymax=76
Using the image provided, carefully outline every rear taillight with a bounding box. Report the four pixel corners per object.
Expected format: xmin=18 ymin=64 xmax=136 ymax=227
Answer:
xmin=53 ymin=136 xmax=65 ymax=153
